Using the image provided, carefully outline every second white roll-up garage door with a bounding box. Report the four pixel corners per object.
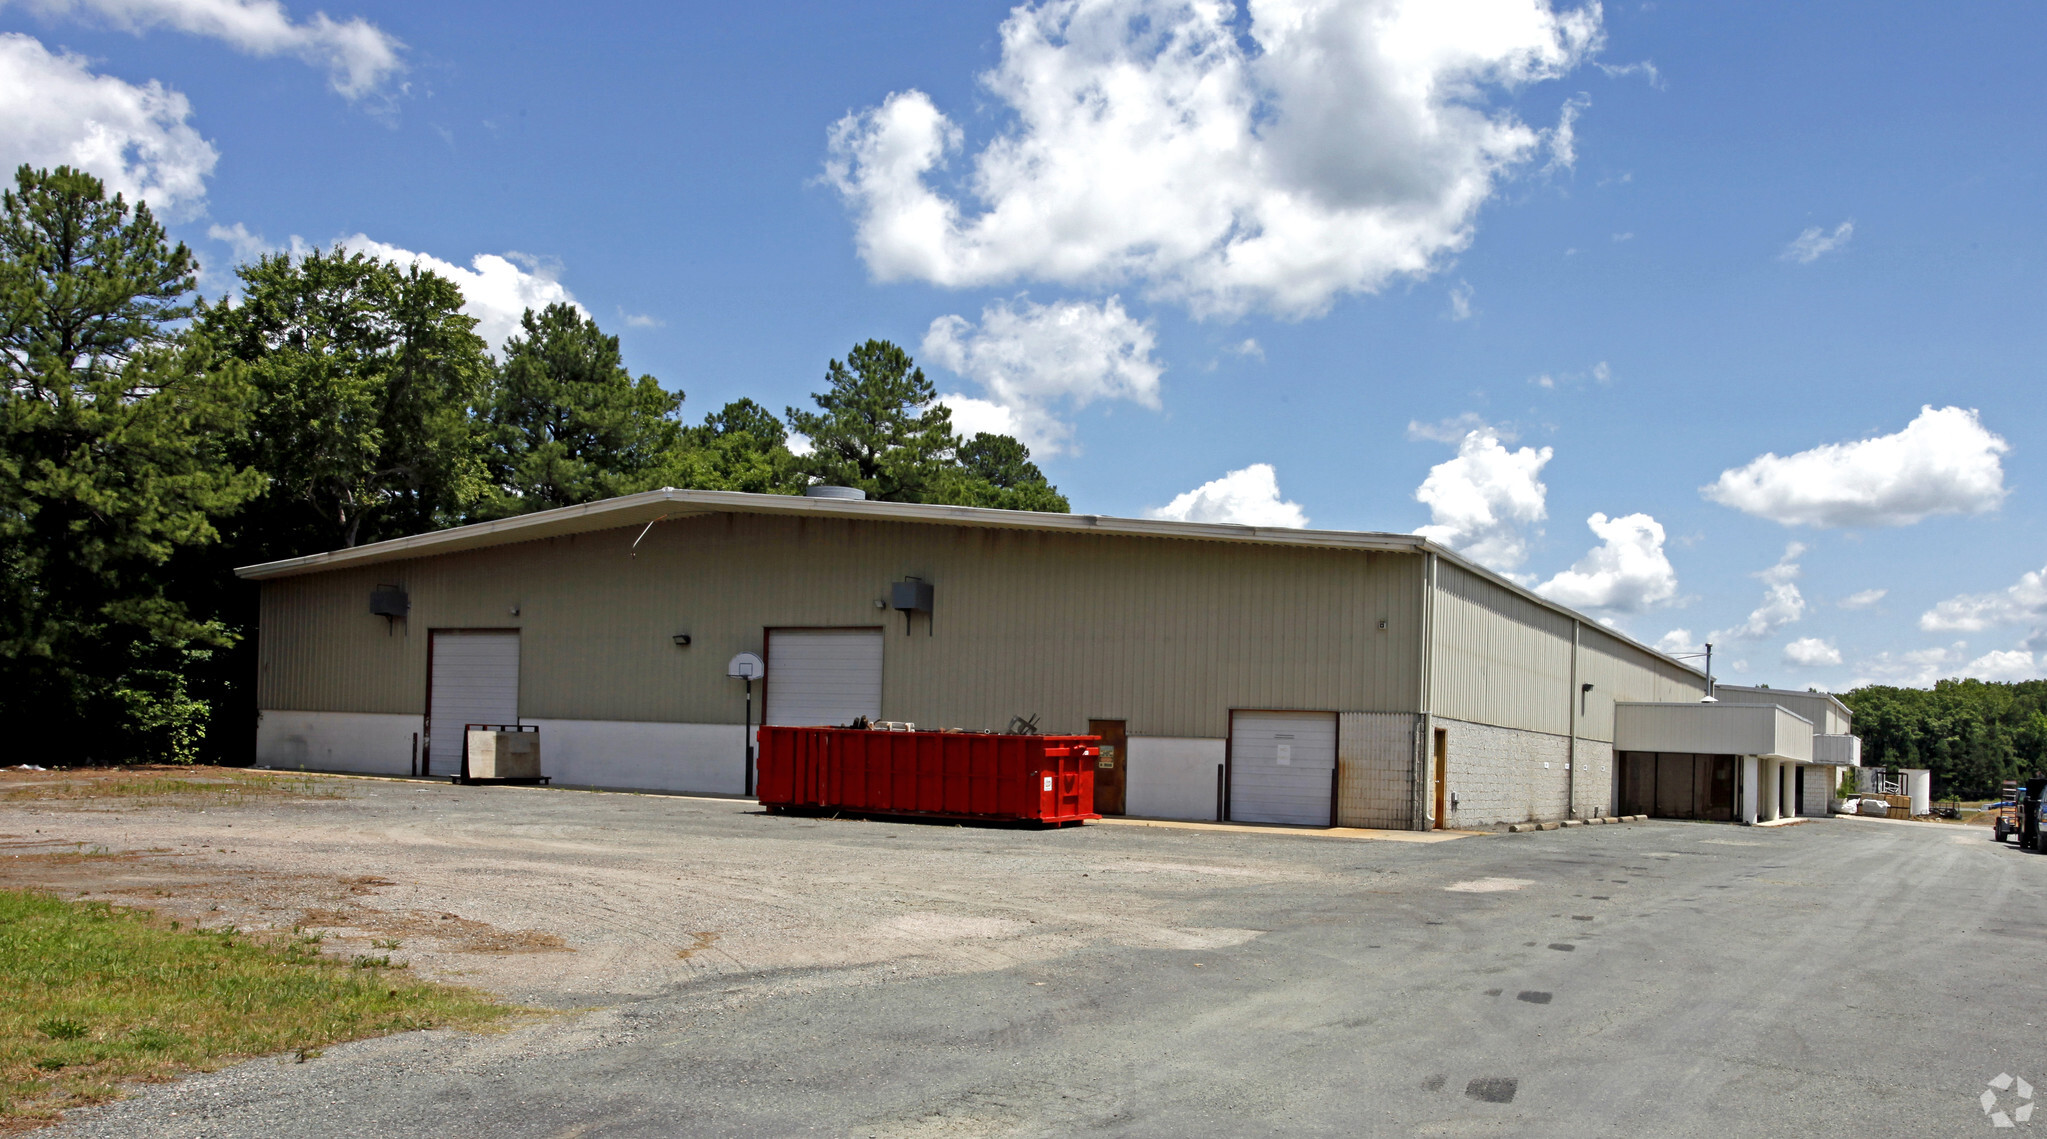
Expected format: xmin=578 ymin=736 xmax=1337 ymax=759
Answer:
xmin=426 ymin=630 xmax=520 ymax=776
xmin=1230 ymin=710 xmax=1337 ymax=827
xmin=765 ymin=628 xmax=884 ymax=727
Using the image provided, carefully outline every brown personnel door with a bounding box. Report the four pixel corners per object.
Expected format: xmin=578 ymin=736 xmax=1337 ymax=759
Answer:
xmin=1089 ymin=719 xmax=1127 ymax=816
xmin=1432 ymin=728 xmax=1448 ymax=829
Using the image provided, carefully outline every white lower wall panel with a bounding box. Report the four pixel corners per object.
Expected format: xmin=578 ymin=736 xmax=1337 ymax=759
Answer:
xmin=1125 ymin=737 xmax=1224 ymax=821
xmin=521 ymin=719 xmax=747 ymax=795
xmin=256 ymin=710 xmax=748 ymax=794
xmin=257 ymin=710 xmax=422 ymax=775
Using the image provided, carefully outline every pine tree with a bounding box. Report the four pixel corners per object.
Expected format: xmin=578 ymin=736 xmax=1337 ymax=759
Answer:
xmin=0 ymin=166 xmax=260 ymax=763
xmin=476 ymin=303 xmax=685 ymax=516
xmin=785 ymin=340 xmax=959 ymax=502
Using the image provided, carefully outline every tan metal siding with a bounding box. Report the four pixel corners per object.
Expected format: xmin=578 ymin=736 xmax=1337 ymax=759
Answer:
xmin=1428 ymin=562 xmax=1573 ymax=734
xmin=257 ymin=512 xmax=1427 ymax=740
xmin=1427 ymin=562 xmax=1707 ymax=740
xmin=1573 ymin=626 xmax=1711 ymax=743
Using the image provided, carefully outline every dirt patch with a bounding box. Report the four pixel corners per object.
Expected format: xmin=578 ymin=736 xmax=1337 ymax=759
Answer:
xmin=300 ymin=907 xmax=571 ymax=955
xmin=0 ymin=775 xmax=1333 ymax=1008
xmin=675 ymin=931 xmax=720 ymax=960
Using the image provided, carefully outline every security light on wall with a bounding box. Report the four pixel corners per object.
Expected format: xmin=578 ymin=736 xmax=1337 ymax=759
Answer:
xmin=1581 ymin=682 xmax=1595 ymax=715
xmin=672 ymin=633 xmax=691 ymax=647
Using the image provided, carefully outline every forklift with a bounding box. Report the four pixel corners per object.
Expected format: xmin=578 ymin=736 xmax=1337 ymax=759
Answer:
xmin=2022 ymin=778 xmax=2046 ymax=852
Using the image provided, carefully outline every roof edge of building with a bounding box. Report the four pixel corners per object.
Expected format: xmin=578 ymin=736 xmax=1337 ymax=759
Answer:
xmin=1706 ymin=682 xmax=1853 ymax=721
xmin=231 ymin=487 xmax=1706 ymax=683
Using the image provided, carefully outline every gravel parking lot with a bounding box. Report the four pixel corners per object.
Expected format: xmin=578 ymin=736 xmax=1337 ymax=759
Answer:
xmin=6 ymin=772 xmax=2036 ymax=1137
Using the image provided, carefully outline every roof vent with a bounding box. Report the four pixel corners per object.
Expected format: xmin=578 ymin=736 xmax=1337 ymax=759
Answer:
xmin=804 ymin=485 xmax=866 ymax=500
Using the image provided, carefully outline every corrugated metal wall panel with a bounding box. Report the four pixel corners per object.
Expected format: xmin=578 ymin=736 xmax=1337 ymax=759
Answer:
xmin=1573 ymin=626 xmax=1711 ymax=743
xmin=1426 ymin=563 xmax=1708 ymax=742
xmin=257 ymin=513 xmax=1427 ymax=739
xmin=1429 ymin=563 xmax=1573 ymax=734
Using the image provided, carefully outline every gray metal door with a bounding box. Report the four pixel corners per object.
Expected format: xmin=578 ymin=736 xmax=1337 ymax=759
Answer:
xmin=427 ymin=630 xmax=519 ymax=776
xmin=764 ymin=628 xmax=883 ymax=727
xmin=1230 ymin=711 xmax=1337 ymax=826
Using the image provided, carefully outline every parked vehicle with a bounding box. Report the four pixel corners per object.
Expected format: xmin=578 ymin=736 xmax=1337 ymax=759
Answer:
xmin=1994 ymin=782 xmax=2020 ymax=843
xmin=2021 ymin=778 xmax=2046 ymax=852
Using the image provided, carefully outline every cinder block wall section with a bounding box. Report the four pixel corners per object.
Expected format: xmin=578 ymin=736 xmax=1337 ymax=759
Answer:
xmin=1801 ymin=765 xmax=1836 ymax=817
xmin=1435 ymin=717 xmax=1572 ymax=827
xmin=1337 ymin=712 xmax=1418 ymax=829
xmin=1574 ymin=739 xmax=1615 ymax=820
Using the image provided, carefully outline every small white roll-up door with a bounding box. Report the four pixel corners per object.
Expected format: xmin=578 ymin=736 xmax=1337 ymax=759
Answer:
xmin=765 ymin=628 xmax=884 ymax=727
xmin=1230 ymin=711 xmax=1337 ymax=827
xmin=427 ymin=630 xmax=520 ymax=776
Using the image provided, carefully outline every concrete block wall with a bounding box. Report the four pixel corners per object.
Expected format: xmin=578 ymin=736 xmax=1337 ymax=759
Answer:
xmin=1800 ymin=764 xmax=1836 ymax=817
xmin=1574 ymin=739 xmax=1614 ymax=820
xmin=1337 ymin=712 xmax=1418 ymax=829
xmin=1436 ymin=717 xmax=1571 ymax=827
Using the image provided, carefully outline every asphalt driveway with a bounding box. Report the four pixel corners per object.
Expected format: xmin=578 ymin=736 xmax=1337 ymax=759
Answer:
xmin=11 ymin=776 xmax=2034 ymax=1138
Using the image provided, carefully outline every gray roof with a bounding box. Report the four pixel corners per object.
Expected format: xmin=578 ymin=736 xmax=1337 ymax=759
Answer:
xmin=234 ymin=487 xmax=1705 ymax=681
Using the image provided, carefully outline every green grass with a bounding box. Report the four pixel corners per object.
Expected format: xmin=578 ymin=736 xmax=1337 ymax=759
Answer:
xmin=0 ymin=889 xmax=509 ymax=1126
xmin=0 ymin=767 xmax=341 ymax=806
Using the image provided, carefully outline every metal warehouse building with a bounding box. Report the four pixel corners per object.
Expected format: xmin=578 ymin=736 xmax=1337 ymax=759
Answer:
xmin=240 ymin=487 xmax=1856 ymax=830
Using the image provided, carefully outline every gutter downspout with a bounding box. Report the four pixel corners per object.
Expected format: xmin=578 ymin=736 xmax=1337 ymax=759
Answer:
xmin=1417 ymin=552 xmax=1438 ymax=832
xmin=1568 ymin=620 xmax=1580 ymax=819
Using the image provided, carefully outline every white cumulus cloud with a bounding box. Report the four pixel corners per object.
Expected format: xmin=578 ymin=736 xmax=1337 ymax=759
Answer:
xmin=1964 ymin=650 xmax=2040 ymax=683
xmin=10 ymin=0 xmax=404 ymax=99
xmin=0 ymin=33 xmax=217 ymax=216
xmin=1781 ymin=220 xmax=1853 ymax=263
xmin=326 ymin=235 xmax=580 ymax=356
xmin=1655 ymin=628 xmax=1696 ymax=655
xmin=1148 ymin=463 xmax=1307 ymax=528
xmin=827 ymin=0 xmax=1602 ymax=318
xmin=1839 ymin=588 xmax=1887 ymax=610
xmin=1921 ymin=563 xmax=2047 ymax=646
xmin=1702 ymin=406 xmax=2009 ymax=528
xmin=1711 ymin=544 xmax=1807 ymax=642
xmin=1535 ymin=512 xmax=1677 ymax=612
xmin=1413 ymin=424 xmax=1550 ymax=571
xmin=923 ymin=295 xmax=1161 ymax=455
xmin=1782 ymin=637 xmax=1841 ymax=667
xmin=1851 ymin=643 xmax=1966 ymax=689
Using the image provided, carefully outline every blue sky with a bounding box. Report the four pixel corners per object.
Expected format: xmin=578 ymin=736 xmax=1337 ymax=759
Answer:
xmin=5 ymin=0 xmax=2044 ymax=692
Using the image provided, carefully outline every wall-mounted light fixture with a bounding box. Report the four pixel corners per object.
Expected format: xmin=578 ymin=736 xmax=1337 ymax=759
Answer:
xmin=672 ymin=633 xmax=692 ymax=647
xmin=1581 ymin=682 xmax=1595 ymax=715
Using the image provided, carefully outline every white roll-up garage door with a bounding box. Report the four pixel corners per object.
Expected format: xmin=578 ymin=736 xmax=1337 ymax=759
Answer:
xmin=427 ymin=630 xmax=520 ymax=776
xmin=765 ymin=628 xmax=884 ymax=727
xmin=1230 ymin=710 xmax=1337 ymax=827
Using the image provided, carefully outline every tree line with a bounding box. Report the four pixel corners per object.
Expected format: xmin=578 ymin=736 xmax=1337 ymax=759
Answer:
xmin=1 ymin=166 xmax=1066 ymax=765
xmin=1842 ymin=679 xmax=2047 ymax=800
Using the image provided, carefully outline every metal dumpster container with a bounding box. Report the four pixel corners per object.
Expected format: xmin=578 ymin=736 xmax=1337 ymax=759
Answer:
xmin=756 ymin=727 xmax=1099 ymax=825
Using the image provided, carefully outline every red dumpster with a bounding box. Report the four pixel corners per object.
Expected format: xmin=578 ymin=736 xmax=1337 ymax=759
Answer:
xmin=756 ymin=727 xmax=1099 ymax=825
